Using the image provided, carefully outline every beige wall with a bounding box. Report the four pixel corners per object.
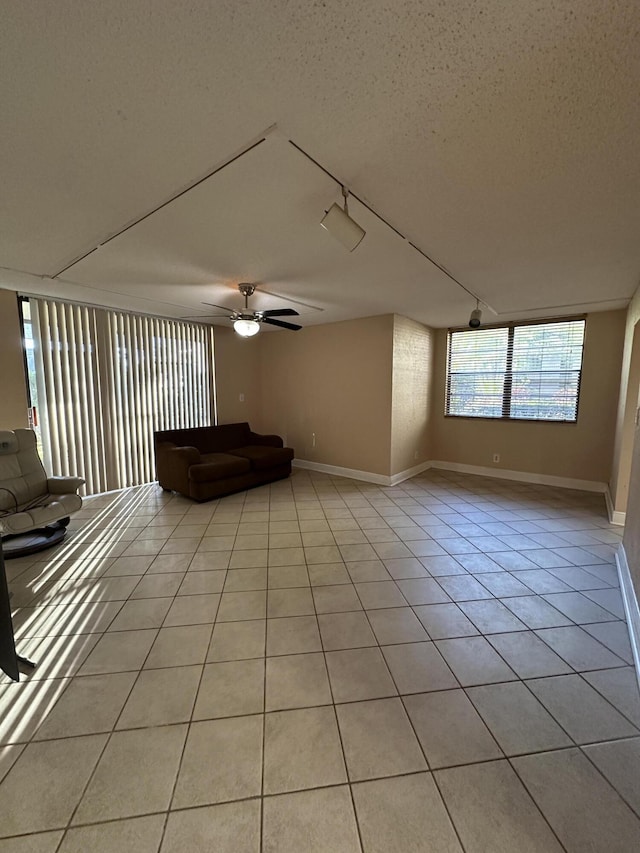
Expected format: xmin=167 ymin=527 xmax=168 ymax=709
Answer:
xmin=0 ymin=289 xmax=29 ymax=430
xmin=0 ymin=289 xmax=625 ymax=495
xmin=390 ymin=315 xmax=433 ymax=476
xmin=431 ymin=310 xmax=626 ymax=484
xmin=615 ymin=284 xmax=640 ymax=605
xmin=213 ymin=326 xmax=262 ymax=426
xmin=623 ymin=415 xmax=640 ymax=597
xmin=258 ymin=315 xmax=394 ymax=476
xmin=610 ymin=286 xmax=640 ymax=513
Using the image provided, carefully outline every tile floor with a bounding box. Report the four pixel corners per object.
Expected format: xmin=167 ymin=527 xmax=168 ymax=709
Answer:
xmin=1 ymin=469 xmax=639 ymax=852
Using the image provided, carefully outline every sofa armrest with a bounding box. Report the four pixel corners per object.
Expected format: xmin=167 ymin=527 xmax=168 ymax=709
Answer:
xmin=47 ymin=476 xmax=85 ymax=495
xmin=248 ymin=432 xmax=284 ymax=448
xmin=155 ymin=444 xmax=201 ymax=494
xmin=162 ymin=445 xmax=201 ymax=466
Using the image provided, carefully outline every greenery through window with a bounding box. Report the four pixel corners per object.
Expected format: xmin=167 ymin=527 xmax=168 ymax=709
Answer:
xmin=446 ymin=319 xmax=586 ymax=422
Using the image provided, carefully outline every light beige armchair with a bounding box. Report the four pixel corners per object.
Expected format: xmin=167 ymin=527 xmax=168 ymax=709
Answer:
xmin=0 ymin=429 xmax=84 ymax=557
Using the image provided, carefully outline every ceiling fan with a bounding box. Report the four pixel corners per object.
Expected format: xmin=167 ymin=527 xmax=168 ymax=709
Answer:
xmin=188 ymin=283 xmax=302 ymax=337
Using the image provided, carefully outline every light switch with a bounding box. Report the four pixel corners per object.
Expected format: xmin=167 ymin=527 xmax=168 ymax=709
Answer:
xmin=239 ymin=393 xmax=245 ymax=402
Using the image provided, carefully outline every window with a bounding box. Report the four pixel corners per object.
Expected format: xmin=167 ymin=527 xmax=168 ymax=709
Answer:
xmin=446 ymin=318 xmax=586 ymax=422
xmin=22 ymin=297 xmax=216 ymax=494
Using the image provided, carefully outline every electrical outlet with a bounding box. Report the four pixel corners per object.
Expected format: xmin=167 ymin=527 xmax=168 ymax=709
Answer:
xmin=414 ymin=450 xmax=419 ymax=460
xmin=239 ymin=393 xmax=245 ymax=402
xmin=493 ymin=453 xmax=500 ymax=463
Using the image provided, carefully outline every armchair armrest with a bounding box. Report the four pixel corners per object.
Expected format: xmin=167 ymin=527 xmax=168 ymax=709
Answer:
xmin=248 ymin=432 xmax=284 ymax=448
xmin=47 ymin=476 xmax=85 ymax=494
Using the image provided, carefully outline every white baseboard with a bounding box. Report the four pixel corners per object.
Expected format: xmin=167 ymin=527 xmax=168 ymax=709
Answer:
xmin=293 ymin=458 xmax=430 ymax=487
xmin=293 ymin=457 xmax=611 ymax=494
xmin=389 ymin=460 xmax=432 ymax=486
xmin=605 ymin=487 xmax=626 ymax=526
xmin=292 ymin=459 xmax=390 ymax=486
xmin=616 ymin=544 xmax=640 ymax=692
xmin=429 ymin=460 xmax=608 ymax=494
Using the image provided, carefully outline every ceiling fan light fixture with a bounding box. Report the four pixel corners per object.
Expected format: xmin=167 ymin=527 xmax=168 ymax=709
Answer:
xmin=320 ymin=187 xmax=365 ymax=251
xmin=233 ymin=318 xmax=260 ymax=337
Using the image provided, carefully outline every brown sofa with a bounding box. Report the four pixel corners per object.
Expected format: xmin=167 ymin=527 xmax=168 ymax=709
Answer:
xmin=154 ymin=423 xmax=294 ymax=501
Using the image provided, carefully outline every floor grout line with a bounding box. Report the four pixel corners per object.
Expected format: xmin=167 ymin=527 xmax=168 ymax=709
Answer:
xmin=311 ymin=496 xmax=367 ymax=853
xmin=0 ymin=471 xmax=631 ymax=850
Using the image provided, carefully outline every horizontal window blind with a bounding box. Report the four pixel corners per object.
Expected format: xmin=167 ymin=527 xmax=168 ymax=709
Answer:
xmin=30 ymin=298 xmax=215 ymax=494
xmin=447 ymin=327 xmax=509 ymax=419
xmin=446 ymin=319 xmax=585 ymax=422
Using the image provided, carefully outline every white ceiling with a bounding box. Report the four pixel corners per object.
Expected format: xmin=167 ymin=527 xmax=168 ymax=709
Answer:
xmin=1 ymin=1 xmax=638 ymax=329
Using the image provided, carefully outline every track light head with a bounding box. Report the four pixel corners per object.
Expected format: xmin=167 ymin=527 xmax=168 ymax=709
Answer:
xmin=320 ymin=187 xmax=365 ymax=251
xmin=468 ymin=307 xmax=482 ymax=329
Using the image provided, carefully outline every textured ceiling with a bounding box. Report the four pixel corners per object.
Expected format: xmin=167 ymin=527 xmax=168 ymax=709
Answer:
xmin=0 ymin=0 xmax=638 ymax=328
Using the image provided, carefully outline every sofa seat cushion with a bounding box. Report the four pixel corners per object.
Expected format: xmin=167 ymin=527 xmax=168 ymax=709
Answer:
xmin=190 ymin=453 xmax=251 ymax=483
xmin=229 ymin=445 xmax=294 ymax=471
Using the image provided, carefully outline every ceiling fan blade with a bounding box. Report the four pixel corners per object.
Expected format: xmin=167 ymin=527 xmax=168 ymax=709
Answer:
xmin=261 ymin=308 xmax=300 ymax=318
xmin=263 ymin=317 xmax=302 ymax=331
xmin=201 ymin=301 xmax=234 ymax=312
xmin=181 ymin=314 xmax=230 ymax=320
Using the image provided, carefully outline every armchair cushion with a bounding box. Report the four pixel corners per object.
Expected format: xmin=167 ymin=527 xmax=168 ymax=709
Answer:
xmin=0 ymin=433 xmax=20 ymax=455
xmin=0 ymin=429 xmax=47 ymax=507
xmin=0 ymin=429 xmax=84 ymax=539
xmin=2 ymin=493 xmax=82 ymax=535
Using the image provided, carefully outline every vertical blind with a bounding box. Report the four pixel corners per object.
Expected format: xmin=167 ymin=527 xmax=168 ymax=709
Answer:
xmin=30 ymin=298 xmax=215 ymax=494
xmin=33 ymin=300 xmax=108 ymax=494
xmin=446 ymin=319 xmax=586 ymax=422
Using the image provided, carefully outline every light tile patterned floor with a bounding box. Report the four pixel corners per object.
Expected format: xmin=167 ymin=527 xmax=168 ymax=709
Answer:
xmin=1 ymin=469 xmax=640 ymax=852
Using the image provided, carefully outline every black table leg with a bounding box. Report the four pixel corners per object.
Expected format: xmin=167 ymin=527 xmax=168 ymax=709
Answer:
xmin=1 ymin=543 xmax=38 ymax=680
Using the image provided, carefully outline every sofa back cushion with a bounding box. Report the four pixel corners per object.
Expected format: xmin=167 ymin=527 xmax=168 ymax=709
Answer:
xmin=230 ymin=445 xmax=294 ymax=470
xmin=154 ymin=423 xmax=252 ymax=454
xmin=0 ymin=429 xmax=48 ymax=511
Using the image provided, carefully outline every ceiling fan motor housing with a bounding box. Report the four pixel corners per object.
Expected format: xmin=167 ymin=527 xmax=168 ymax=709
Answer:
xmin=196 ymin=282 xmax=301 ymax=331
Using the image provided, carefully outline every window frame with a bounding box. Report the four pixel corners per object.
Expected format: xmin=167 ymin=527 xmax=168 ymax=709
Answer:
xmin=445 ymin=315 xmax=586 ymax=424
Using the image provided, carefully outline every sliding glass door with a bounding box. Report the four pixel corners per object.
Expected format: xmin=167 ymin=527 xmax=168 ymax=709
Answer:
xmin=24 ymin=297 xmax=216 ymax=495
